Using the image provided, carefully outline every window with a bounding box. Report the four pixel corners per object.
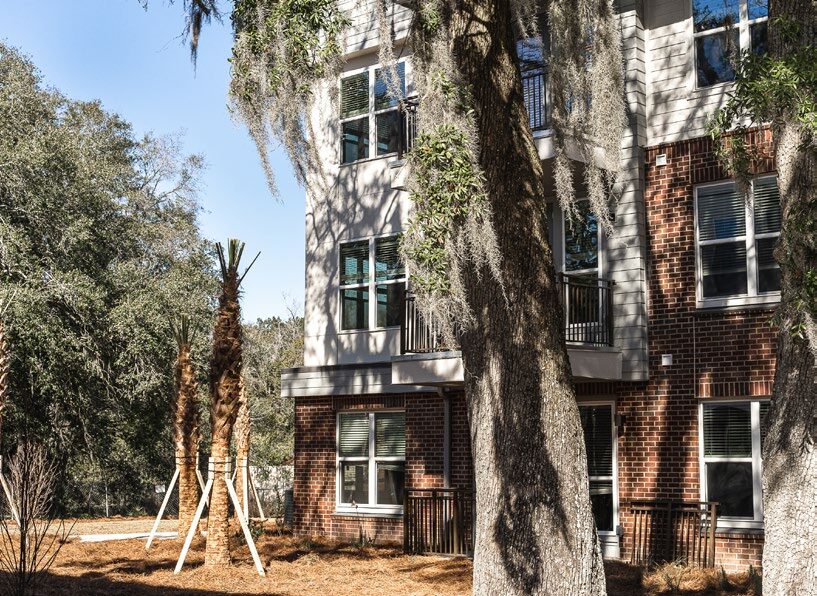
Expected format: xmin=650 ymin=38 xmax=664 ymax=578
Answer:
xmin=564 ymin=200 xmax=600 ymax=275
xmin=579 ymin=404 xmax=617 ymax=533
xmin=340 ymin=62 xmax=407 ymax=164
xmin=339 ymin=235 xmax=406 ymax=331
xmin=692 ymin=0 xmax=768 ymax=87
xmin=337 ymin=411 xmax=405 ymax=513
xmin=700 ymin=400 xmax=769 ymax=528
xmin=695 ymin=176 xmax=781 ymax=307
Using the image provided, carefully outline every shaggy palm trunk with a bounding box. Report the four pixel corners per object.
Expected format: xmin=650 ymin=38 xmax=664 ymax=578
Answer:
xmin=0 ymin=319 xmax=8 ymax=449
xmin=762 ymin=2 xmax=817 ymax=592
xmin=446 ymin=1 xmax=606 ymax=593
xmin=205 ymin=244 xmax=244 ymax=567
xmin=173 ymin=341 xmax=200 ymax=541
xmin=234 ymin=378 xmax=250 ymax=518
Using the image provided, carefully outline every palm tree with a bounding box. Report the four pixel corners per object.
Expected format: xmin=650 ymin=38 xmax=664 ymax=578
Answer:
xmin=205 ymin=239 xmax=251 ymax=566
xmin=170 ymin=315 xmax=201 ymax=542
xmin=233 ymin=376 xmax=251 ymax=520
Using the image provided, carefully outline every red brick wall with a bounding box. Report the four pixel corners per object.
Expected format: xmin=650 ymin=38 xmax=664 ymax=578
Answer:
xmin=293 ymin=391 xmax=472 ymax=544
xmin=610 ymin=131 xmax=776 ymax=570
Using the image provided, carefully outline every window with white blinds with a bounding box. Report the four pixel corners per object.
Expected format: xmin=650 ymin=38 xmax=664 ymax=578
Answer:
xmin=340 ymin=62 xmax=407 ymax=163
xmin=339 ymin=235 xmax=406 ymax=331
xmin=337 ymin=411 xmax=405 ymax=511
xmin=695 ymin=176 xmax=781 ymax=306
xmin=578 ymin=404 xmax=616 ymax=534
xmin=700 ymin=400 xmax=769 ymax=528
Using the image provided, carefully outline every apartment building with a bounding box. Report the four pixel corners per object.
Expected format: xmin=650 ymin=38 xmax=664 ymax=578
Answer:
xmin=281 ymin=0 xmax=779 ymax=571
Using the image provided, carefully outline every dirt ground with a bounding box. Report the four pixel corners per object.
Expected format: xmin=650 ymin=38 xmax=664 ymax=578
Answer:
xmin=21 ymin=519 xmax=758 ymax=595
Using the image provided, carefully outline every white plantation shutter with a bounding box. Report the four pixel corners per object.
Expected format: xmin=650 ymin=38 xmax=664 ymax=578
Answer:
xmin=340 ymin=241 xmax=370 ymax=286
xmin=579 ymin=406 xmax=613 ymax=477
xmin=753 ymin=177 xmax=781 ymax=235
xmin=703 ymin=403 xmax=752 ymax=457
xmin=375 ymin=412 xmax=405 ymax=457
xmin=698 ymin=185 xmax=745 ymax=241
xmin=339 ymin=413 xmax=369 ymax=457
xmin=341 ymin=72 xmax=369 ymax=118
xmin=375 ymin=236 xmax=404 ymax=281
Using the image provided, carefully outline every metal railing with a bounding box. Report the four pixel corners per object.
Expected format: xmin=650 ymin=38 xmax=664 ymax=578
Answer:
xmin=559 ymin=274 xmax=614 ymax=347
xmin=394 ymin=66 xmax=548 ymax=162
xmin=625 ymin=500 xmax=719 ymax=568
xmin=397 ymin=99 xmax=418 ymax=160
xmin=403 ymin=487 xmax=474 ymax=556
xmin=522 ymin=68 xmax=550 ymax=131
xmin=400 ymin=275 xmax=614 ymax=355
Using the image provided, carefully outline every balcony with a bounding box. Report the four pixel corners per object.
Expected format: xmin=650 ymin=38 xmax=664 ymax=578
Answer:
xmin=392 ymin=274 xmax=621 ymax=385
xmin=394 ymin=65 xmax=549 ymax=160
xmin=401 ymin=274 xmax=614 ymax=354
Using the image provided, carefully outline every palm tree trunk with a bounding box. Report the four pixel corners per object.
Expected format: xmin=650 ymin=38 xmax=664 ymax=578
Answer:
xmin=174 ymin=341 xmax=200 ymax=541
xmin=446 ymin=1 xmax=606 ymax=593
xmin=205 ymin=240 xmax=245 ymax=567
xmin=762 ymin=2 xmax=817 ymax=591
xmin=234 ymin=377 xmax=250 ymax=519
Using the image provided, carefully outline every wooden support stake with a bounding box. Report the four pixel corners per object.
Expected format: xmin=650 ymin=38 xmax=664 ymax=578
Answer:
xmin=0 ymin=456 xmax=19 ymax=526
xmin=146 ymin=467 xmax=179 ymax=550
xmin=249 ymin=471 xmax=266 ymax=521
xmin=225 ymin=472 xmax=265 ymax=576
xmin=175 ymin=460 xmax=214 ymax=575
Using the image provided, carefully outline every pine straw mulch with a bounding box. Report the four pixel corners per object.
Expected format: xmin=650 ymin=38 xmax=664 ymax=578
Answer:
xmin=29 ymin=523 xmax=758 ymax=595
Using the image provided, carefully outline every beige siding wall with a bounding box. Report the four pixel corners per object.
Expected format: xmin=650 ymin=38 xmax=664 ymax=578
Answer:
xmin=645 ymin=0 xmax=736 ymax=146
xmin=339 ymin=0 xmax=413 ymax=57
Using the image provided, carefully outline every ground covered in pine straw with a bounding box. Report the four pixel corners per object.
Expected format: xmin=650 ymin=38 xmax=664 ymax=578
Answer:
xmin=20 ymin=520 xmax=759 ymax=595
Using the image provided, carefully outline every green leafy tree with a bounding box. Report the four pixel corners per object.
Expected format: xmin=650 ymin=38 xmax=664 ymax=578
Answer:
xmin=0 ymin=43 xmax=216 ymax=515
xmin=709 ymin=2 xmax=817 ymax=593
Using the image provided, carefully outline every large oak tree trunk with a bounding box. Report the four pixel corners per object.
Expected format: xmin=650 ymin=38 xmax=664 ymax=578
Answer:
xmin=173 ymin=341 xmax=200 ymax=541
xmin=445 ymin=1 xmax=606 ymax=593
xmin=762 ymin=2 xmax=817 ymax=592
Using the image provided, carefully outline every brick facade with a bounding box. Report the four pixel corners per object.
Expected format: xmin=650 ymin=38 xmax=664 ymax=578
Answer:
xmin=293 ymin=391 xmax=472 ymax=544
xmin=292 ymin=132 xmax=776 ymax=571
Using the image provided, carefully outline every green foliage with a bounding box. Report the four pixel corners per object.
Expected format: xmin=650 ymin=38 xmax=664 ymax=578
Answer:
xmin=0 ymin=43 xmax=217 ymax=515
xmin=403 ymin=125 xmax=489 ymax=294
xmin=708 ymin=19 xmax=817 ymax=182
xmin=242 ymin=315 xmax=303 ymax=465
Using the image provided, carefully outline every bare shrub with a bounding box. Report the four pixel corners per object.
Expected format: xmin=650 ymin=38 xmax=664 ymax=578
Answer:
xmin=0 ymin=440 xmax=72 ymax=596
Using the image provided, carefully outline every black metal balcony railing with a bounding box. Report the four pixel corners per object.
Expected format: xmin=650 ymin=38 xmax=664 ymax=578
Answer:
xmin=522 ymin=67 xmax=549 ymax=131
xmin=403 ymin=488 xmax=474 ymax=556
xmin=400 ymin=274 xmax=614 ymax=355
xmin=397 ymin=99 xmax=418 ymax=160
xmin=394 ymin=67 xmax=549 ymax=160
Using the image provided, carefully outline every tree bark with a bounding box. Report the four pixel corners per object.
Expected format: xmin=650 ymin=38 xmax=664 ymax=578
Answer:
xmin=234 ymin=377 xmax=251 ymax=519
xmin=445 ymin=1 xmax=606 ymax=593
xmin=173 ymin=342 xmax=200 ymax=541
xmin=205 ymin=244 xmax=244 ymax=567
xmin=762 ymin=2 xmax=817 ymax=593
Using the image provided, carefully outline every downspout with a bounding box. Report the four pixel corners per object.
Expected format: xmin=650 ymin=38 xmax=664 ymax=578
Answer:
xmin=438 ymin=388 xmax=451 ymax=489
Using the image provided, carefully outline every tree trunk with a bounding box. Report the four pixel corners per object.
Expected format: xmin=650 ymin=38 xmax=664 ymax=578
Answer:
xmin=174 ymin=342 xmax=200 ymax=541
xmin=205 ymin=243 xmax=245 ymax=567
xmin=762 ymin=2 xmax=817 ymax=592
xmin=0 ymin=318 xmax=8 ymax=449
xmin=234 ymin=377 xmax=250 ymax=519
xmin=446 ymin=1 xmax=606 ymax=593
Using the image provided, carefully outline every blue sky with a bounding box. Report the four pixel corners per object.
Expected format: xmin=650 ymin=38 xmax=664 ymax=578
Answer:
xmin=1 ymin=1 xmax=305 ymax=322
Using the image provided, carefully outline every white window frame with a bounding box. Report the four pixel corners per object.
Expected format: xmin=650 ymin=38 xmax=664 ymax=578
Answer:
xmin=578 ymin=401 xmax=619 ymax=538
xmin=338 ymin=233 xmax=407 ymax=333
xmin=339 ymin=59 xmax=409 ymax=164
xmin=698 ymin=399 xmax=767 ymax=529
xmin=335 ymin=410 xmax=405 ymax=515
xmin=690 ymin=0 xmax=769 ymax=90
xmin=694 ymin=176 xmax=781 ymax=309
